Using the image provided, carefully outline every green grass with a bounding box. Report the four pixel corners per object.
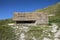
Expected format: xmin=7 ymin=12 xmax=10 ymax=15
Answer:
xmin=25 ymin=25 xmax=52 ymax=39
xmin=0 ymin=19 xmax=16 ymax=40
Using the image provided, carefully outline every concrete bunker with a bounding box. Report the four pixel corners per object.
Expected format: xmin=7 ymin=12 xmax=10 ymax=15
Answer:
xmin=13 ymin=12 xmax=48 ymax=25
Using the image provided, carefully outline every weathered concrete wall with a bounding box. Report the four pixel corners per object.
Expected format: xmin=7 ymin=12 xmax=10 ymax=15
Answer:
xmin=35 ymin=12 xmax=48 ymax=24
xmin=13 ymin=12 xmax=49 ymax=25
xmin=13 ymin=12 xmax=38 ymax=21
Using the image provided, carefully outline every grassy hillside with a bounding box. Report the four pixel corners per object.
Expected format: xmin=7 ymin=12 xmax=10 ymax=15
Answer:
xmin=35 ymin=2 xmax=60 ymax=15
xmin=0 ymin=19 xmax=16 ymax=40
xmin=0 ymin=19 xmax=14 ymax=25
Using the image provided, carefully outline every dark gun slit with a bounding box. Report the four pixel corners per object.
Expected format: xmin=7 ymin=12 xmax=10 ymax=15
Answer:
xmin=16 ymin=20 xmax=36 ymax=24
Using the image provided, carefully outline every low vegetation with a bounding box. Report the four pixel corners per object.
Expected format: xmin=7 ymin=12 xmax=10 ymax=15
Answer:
xmin=0 ymin=19 xmax=16 ymax=40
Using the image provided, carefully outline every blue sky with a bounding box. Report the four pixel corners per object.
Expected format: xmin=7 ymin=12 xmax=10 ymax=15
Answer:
xmin=0 ymin=0 xmax=60 ymax=20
